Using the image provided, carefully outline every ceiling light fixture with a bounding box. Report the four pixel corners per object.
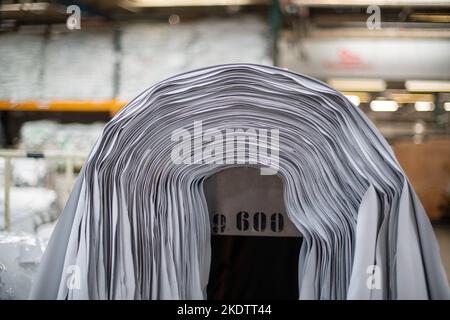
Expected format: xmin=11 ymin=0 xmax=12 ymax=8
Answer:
xmin=414 ymin=101 xmax=435 ymax=112
xmin=370 ymin=100 xmax=398 ymax=112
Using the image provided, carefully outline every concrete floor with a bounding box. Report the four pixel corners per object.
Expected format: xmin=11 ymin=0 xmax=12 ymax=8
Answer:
xmin=434 ymin=224 xmax=450 ymax=286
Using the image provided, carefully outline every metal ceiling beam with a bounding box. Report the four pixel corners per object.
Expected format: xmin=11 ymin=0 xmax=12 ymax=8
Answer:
xmin=120 ymin=0 xmax=269 ymax=8
xmin=290 ymin=0 xmax=450 ymax=8
xmin=0 ymin=2 xmax=52 ymax=12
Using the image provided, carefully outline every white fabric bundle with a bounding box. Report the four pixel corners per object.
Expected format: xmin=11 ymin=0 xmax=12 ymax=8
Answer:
xmin=41 ymin=30 xmax=115 ymax=101
xmin=20 ymin=121 xmax=105 ymax=154
xmin=118 ymin=17 xmax=271 ymax=100
xmin=30 ymin=64 xmax=449 ymax=300
xmin=0 ymin=32 xmax=44 ymax=101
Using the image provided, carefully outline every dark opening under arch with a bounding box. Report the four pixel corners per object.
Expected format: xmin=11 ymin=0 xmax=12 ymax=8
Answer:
xmin=204 ymin=167 xmax=302 ymax=299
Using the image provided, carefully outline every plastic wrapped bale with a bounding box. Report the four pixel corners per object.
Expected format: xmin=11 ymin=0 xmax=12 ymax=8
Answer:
xmin=0 ymin=232 xmax=45 ymax=299
xmin=30 ymin=64 xmax=449 ymax=300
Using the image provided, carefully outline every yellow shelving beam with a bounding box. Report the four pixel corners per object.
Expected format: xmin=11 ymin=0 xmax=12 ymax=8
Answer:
xmin=0 ymin=100 xmax=127 ymax=115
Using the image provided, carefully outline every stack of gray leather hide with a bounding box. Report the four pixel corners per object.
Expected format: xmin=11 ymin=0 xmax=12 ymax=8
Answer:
xmin=30 ymin=64 xmax=449 ymax=300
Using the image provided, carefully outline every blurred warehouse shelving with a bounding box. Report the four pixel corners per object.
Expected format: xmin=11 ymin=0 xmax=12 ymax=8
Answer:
xmin=0 ymin=14 xmax=272 ymax=115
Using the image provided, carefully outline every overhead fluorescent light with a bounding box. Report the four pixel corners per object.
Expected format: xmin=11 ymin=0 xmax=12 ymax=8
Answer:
xmin=0 ymin=2 xmax=50 ymax=12
xmin=405 ymin=80 xmax=450 ymax=92
xmin=328 ymin=79 xmax=386 ymax=92
xmin=444 ymin=102 xmax=450 ymax=111
xmin=370 ymin=100 xmax=398 ymax=112
xmin=414 ymin=101 xmax=435 ymax=112
xmin=344 ymin=95 xmax=361 ymax=107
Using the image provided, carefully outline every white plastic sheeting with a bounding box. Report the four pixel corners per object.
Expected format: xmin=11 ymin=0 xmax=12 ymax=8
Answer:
xmin=118 ymin=16 xmax=271 ymax=100
xmin=0 ymin=30 xmax=115 ymax=101
xmin=278 ymin=37 xmax=450 ymax=81
xmin=0 ymin=158 xmax=47 ymax=187
xmin=30 ymin=64 xmax=449 ymax=300
xmin=0 ymin=187 xmax=58 ymax=232
xmin=0 ymin=232 xmax=45 ymax=299
xmin=0 ymin=16 xmax=270 ymax=102
xmin=20 ymin=120 xmax=105 ymax=154
xmin=0 ymin=32 xmax=45 ymax=101
xmin=0 ymin=158 xmax=58 ymax=233
xmin=41 ymin=30 xmax=115 ymax=101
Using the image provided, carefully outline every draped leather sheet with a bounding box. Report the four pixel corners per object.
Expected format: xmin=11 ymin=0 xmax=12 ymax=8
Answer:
xmin=30 ymin=64 xmax=449 ymax=300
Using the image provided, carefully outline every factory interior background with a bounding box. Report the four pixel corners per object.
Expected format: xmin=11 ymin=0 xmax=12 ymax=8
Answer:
xmin=0 ymin=0 xmax=449 ymax=299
